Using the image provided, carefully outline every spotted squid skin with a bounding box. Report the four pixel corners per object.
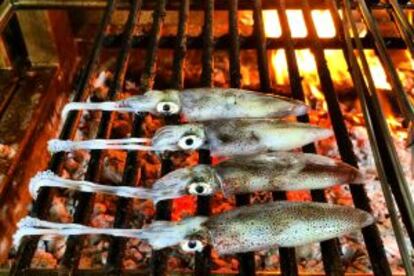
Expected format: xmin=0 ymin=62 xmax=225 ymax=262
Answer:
xmin=204 ymin=119 xmax=333 ymax=156
xmin=63 ymin=88 xmax=308 ymax=121
xmin=204 ymin=201 xmax=374 ymax=255
xmin=215 ymin=152 xmax=362 ymax=195
xmin=180 ymin=88 xmax=308 ymax=121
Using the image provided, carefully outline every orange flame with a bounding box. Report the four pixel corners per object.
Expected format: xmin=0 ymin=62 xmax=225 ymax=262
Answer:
xmin=263 ymin=9 xmax=412 ymax=139
xmin=264 ymin=10 xmax=410 ymax=102
xmin=311 ymin=10 xmax=336 ymax=38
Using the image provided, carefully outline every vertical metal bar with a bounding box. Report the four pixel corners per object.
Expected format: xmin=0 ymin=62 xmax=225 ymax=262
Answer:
xmin=253 ymin=1 xmax=298 ymax=275
xmin=303 ymin=1 xmax=393 ymax=275
xmin=171 ymin=0 xmax=189 ymax=90
xmin=252 ymin=0 xmax=271 ymax=91
xmin=9 ymin=1 xmax=116 ymax=274
xmin=276 ymin=1 xmax=344 ymax=275
xmin=195 ymin=0 xmax=213 ymax=275
xmin=388 ymin=0 xmax=414 ymax=56
xmin=150 ymin=0 xmax=188 ymax=275
xmin=228 ymin=1 xmax=255 ymax=275
xmin=59 ymin=1 xmax=141 ymax=273
xmin=0 ymin=1 xmax=13 ymax=34
xmin=104 ymin=0 xmax=165 ymax=275
xmin=357 ymin=0 xmax=414 ymax=122
xmin=228 ymin=0 xmax=242 ymax=89
xmin=340 ymin=1 xmax=412 ymax=274
xmin=356 ymin=0 xmax=414 ymax=246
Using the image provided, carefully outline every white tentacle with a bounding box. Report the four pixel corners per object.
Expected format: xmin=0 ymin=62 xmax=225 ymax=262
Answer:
xmin=29 ymin=170 xmax=171 ymax=202
xmin=62 ymin=101 xmax=137 ymax=119
xmin=14 ymin=216 xmax=208 ymax=250
xmin=13 ymin=217 xmax=145 ymax=247
xmin=48 ymin=138 xmax=153 ymax=153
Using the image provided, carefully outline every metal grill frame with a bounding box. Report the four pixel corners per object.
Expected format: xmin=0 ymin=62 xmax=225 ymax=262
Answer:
xmin=0 ymin=0 xmax=412 ymax=275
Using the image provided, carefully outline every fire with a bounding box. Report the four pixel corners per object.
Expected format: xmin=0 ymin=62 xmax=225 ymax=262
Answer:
xmin=287 ymin=10 xmax=308 ymax=38
xmin=263 ymin=10 xmax=281 ymax=38
xmin=311 ymin=10 xmax=336 ymax=38
xmin=386 ymin=116 xmax=407 ymax=141
xmin=356 ymin=50 xmax=391 ymax=90
xmin=263 ymin=9 xmax=412 ymax=141
xmin=264 ymin=9 xmax=411 ymax=97
xmin=262 ymin=9 xmax=335 ymax=39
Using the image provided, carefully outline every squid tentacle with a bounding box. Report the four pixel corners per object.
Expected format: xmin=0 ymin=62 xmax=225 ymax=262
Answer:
xmin=29 ymin=171 xmax=182 ymax=203
xmin=48 ymin=138 xmax=153 ymax=153
xmin=62 ymin=101 xmax=137 ymax=119
xmin=14 ymin=216 xmax=208 ymax=250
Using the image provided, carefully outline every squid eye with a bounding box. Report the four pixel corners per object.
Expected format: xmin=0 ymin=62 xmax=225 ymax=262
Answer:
xmin=188 ymin=182 xmax=213 ymax=196
xmin=178 ymin=135 xmax=203 ymax=150
xmin=156 ymin=102 xmax=180 ymax=115
xmin=180 ymin=240 xmax=204 ymax=253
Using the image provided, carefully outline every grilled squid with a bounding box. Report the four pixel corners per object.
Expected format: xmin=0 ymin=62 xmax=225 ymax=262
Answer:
xmin=14 ymin=201 xmax=374 ymax=255
xmin=48 ymin=119 xmax=333 ymax=156
xmin=30 ymin=152 xmax=362 ymax=202
xmin=62 ymin=88 xmax=308 ymax=121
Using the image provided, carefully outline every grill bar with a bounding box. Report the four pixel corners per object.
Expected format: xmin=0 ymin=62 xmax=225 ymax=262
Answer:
xmin=11 ymin=0 xmax=414 ymax=10
xmin=327 ymin=3 xmax=396 ymax=275
xmin=101 ymin=35 xmax=409 ymax=50
xmin=195 ymin=1 xmax=214 ymax=275
xmin=388 ymin=0 xmax=414 ymax=56
xmin=59 ymin=1 xmax=141 ymax=272
xmin=171 ymin=0 xmax=189 ymax=90
xmin=102 ymin=1 xmax=144 ymax=275
xmin=253 ymin=1 xmax=299 ymax=275
xmin=356 ymin=0 xmax=414 ymax=245
xmin=276 ymin=1 xmax=345 ymax=275
xmin=9 ymin=1 xmax=117 ymax=274
xmin=150 ymin=0 xmax=189 ymax=273
xmin=228 ymin=1 xmax=256 ymax=275
xmin=105 ymin=0 xmax=166 ymax=274
xmin=301 ymin=1 xmax=394 ymax=275
xmin=253 ymin=0 xmax=271 ymax=92
xmin=356 ymin=0 xmax=414 ymax=123
xmin=341 ymin=1 xmax=414 ymax=274
xmin=228 ymin=0 xmax=256 ymax=275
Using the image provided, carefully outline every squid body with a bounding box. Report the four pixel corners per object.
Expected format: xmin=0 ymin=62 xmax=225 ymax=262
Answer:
xmin=62 ymin=88 xmax=308 ymax=121
xmin=48 ymin=119 xmax=333 ymax=157
xmin=14 ymin=201 xmax=374 ymax=255
xmin=30 ymin=152 xmax=362 ymax=202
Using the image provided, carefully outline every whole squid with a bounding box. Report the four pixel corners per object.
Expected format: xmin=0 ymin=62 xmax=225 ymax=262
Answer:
xmin=30 ymin=152 xmax=362 ymax=202
xmin=14 ymin=201 xmax=374 ymax=255
xmin=62 ymin=88 xmax=308 ymax=121
xmin=48 ymin=119 xmax=333 ymax=156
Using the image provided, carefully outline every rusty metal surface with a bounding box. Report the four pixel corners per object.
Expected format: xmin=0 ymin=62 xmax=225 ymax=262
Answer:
xmin=0 ymin=68 xmax=60 ymax=194
xmin=16 ymin=11 xmax=59 ymax=66
xmin=16 ymin=10 xmax=77 ymax=69
xmin=0 ymin=67 xmax=71 ymax=261
xmin=11 ymin=0 xmax=414 ymax=10
xmin=0 ymin=70 xmax=18 ymax=118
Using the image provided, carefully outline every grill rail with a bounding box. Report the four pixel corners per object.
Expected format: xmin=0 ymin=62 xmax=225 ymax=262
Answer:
xmin=9 ymin=0 xmax=117 ymax=273
xmin=1 ymin=0 xmax=413 ymax=275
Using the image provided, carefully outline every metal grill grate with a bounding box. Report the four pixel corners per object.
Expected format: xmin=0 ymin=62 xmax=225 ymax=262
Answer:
xmin=2 ymin=0 xmax=413 ymax=275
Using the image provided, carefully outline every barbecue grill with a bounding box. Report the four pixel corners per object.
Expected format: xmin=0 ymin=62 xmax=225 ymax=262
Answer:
xmin=0 ymin=0 xmax=413 ymax=275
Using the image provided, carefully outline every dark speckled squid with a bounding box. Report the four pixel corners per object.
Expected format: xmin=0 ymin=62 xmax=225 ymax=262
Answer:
xmin=48 ymin=119 xmax=333 ymax=157
xmin=14 ymin=201 xmax=374 ymax=255
xmin=62 ymin=88 xmax=309 ymax=121
xmin=30 ymin=152 xmax=362 ymax=202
